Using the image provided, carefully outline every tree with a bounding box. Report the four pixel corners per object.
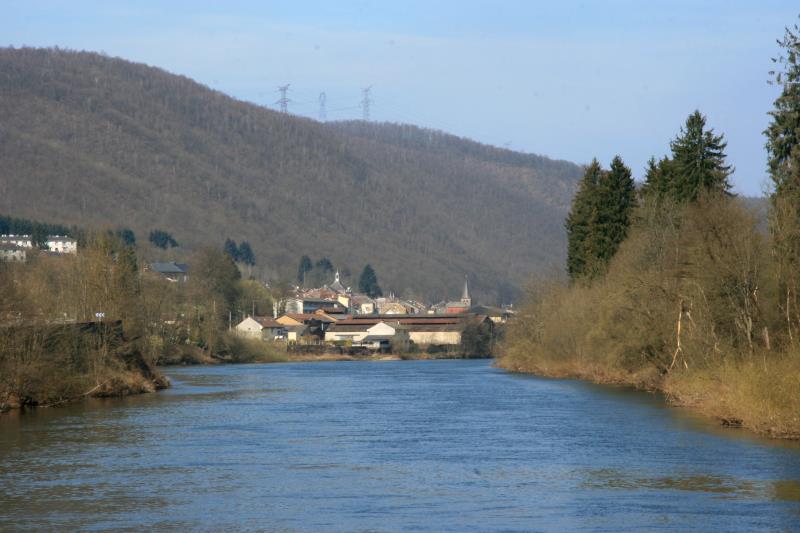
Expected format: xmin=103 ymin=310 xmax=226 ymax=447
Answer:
xmin=315 ymin=257 xmax=334 ymax=273
xmin=30 ymin=224 xmax=48 ymax=250
xmin=297 ymin=255 xmax=312 ymax=285
xmin=669 ymin=110 xmax=733 ymax=202
xmin=116 ymin=228 xmax=136 ymax=246
xmin=237 ymin=242 xmax=255 ymax=266
xmin=641 ymin=156 xmax=675 ymax=201
xmin=597 ymin=155 xmax=637 ymax=262
xmin=358 ymin=264 xmax=383 ymax=297
xmin=566 ymin=159 xmax=604 ymax=280
xmin=149 ymin=229 xmax=178 ymax=249
xmin=223 ymin=238 xmax=240 ymax=262
xmin=766 ymin=18 xmax=800 ymax=344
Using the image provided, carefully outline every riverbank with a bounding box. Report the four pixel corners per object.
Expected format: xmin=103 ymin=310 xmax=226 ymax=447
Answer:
xmin=0 ymin=322 xmax=169 ymax=413
xmin=497 ymin=352 xmax=800 ymax=440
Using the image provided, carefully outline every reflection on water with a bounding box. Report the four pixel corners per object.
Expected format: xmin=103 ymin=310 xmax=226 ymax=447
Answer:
xmin=1 ymin=359 xmax=800 ymax=532
xmin=582 ymin=468 xmax=800 ymax=502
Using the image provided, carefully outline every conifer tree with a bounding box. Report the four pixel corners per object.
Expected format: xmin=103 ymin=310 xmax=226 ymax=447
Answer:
xmin=566 ymin=159 xmax=603 ymax=280
xmin=641 ymin=156 xmax=675 ymax=201
xmin=598 ymin=155 xmax=637 ymax=262
xmin=669 ymin=110 xmax=732 ymax=201
xmin=358 ymin=264 xmax=383 ymax=297
xmin=766 ymin=18 xmax=800 ymax=342
xmin=237 ymin=242 xmax=255 ymax=266
xmin=297 ymin=255 xmax=312 ymax=285
xmin=223 ymin=238 xmax=239 ymax=262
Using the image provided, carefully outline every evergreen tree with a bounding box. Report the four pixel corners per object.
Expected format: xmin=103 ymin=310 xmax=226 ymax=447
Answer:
xmin=224 ymin=238 xmax=240 ymax=261
xmin=237 ymin=242 xmax=255 ymax=266
xmin=669 ymin=110 xmax=732 ymax=202
xmin=598 ymin=155 xmax=637 ymax=261
xmin=30 ymin=224 xmax=48 ymax=250
xmin=315 ymin=257 xmax=334 ymax=273
xmin=358 ymin=264 xmax=383 ymax=297
xmin=766 ymin=18 xmax=800 ymax=342
xmin=149 ymin=229 xmax=178 ymax=249
xmin=640 ymin=156 xmax=675 ymax=201
xmin=566 ymin=159 xmax=603 ymax=280
xmin=766 ymin=19 xmax=800 ymax=201
xmin=116 ymin=228 xmax=136 ymax=246
xmin=297 ymin=255 xmax=313 ymax=285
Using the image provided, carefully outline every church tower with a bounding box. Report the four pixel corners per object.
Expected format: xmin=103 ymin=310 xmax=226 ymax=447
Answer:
xmin=461 ymin=275 xmax=472 ymax=307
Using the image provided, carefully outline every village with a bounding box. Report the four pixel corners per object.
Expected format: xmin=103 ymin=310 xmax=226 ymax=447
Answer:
xmin=1 ymin=232 xmax=513 ymax=357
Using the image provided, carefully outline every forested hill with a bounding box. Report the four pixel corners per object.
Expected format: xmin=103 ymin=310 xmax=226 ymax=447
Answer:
xmin=0 ymin=47 xmax=582 ymax=303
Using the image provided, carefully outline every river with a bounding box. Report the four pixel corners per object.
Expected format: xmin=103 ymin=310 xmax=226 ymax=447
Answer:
xmin=1 ymin=359 xmax=799 ymax=531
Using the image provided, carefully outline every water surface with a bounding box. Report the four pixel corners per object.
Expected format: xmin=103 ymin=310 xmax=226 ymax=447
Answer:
xmin=1 ymin=359 xmax=799 ymax=531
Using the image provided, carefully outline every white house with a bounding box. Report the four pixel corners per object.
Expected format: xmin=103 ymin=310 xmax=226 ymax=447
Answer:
xmin=0 ymin=234 xmax=77 ymax=254
xmin=235 ymin=316 xmax=287 ymax=340
xmin=0 ymin=243 xmax=26 ymax=262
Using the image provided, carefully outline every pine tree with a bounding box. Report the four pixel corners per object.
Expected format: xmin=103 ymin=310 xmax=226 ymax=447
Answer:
xmin=598 ymin=155 xmax=636 ymax=262
xmin=223 ymin=238 xmax=239 ymax=261
xmin=566 ymin=159 xmax=603 ymax=280
xmin=149 ymin=229 xmax=178 ymax=249
xmin=237 ymin=242 xmax=255 ymax=266
xmin=358 ymin=264 xmax=383 ymax=297
xmin=641 ymin=156 xmax=675 ymax=201
xmin=766 ymin=18 xmax=800 ymax=343
xmin=297 ymin=255 xmax=312 ymax=285
xmin=669 ymin=110 xmax=732 ymax=202
xmin=766 ymin=19 xmax=800 ymax=201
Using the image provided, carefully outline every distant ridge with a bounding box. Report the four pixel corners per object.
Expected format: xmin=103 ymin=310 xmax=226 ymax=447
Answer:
xmin=0 ymin=47 xmax=582 ymax=302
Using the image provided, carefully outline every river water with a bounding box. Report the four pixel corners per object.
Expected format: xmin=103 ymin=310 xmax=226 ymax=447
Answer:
xmin=1 ymin=359 xmax=799 ymax=531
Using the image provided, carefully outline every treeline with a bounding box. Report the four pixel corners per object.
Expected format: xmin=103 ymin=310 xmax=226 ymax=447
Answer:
xmin=500 ymin=20 xmax=800 ymax=439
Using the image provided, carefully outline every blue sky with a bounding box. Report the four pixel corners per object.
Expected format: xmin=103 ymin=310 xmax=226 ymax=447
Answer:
xmin=3 ymin=1 xmax=798 ymax=195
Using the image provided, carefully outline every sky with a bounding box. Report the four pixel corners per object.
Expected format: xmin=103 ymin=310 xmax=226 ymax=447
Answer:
xmin=3 ymin=1 xmax=798 ymax=195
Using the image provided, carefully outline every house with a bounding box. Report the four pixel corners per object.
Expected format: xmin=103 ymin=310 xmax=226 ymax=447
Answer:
xmin=285 ymin=297 xmax=344 ymax=314
xmin=325 ymin=320 xmax=409 ymax=350
xmin=468 ymin=305 xmax=515 ymax=324
xmin=0 ymin=234 xmax=77 ymax=254
xmin=327 ymin=314 xmax=490 ymax=348
xmin=0 ymin=243 xmax=26 ymax=262
xmin=149 ymin=262 xmax=190 ymax=282
xmin=350 ymin=294 xmax=375 ymax=315
xmin=235 ymin=316 xmax=287 ymax=340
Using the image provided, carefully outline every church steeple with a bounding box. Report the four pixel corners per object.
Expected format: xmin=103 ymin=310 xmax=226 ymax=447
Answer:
xmin=461 ymin=275 xmax=471 ymax=307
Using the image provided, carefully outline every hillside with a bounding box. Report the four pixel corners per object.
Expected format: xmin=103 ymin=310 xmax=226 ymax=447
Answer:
xmin=0 ymin=47 xmax=582 ymax=303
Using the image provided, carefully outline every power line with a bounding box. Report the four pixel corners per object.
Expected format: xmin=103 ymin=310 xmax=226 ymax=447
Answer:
xmin=276 ymin=84 xmax=291 ymax=113
xmin=318 ymin=92 xmax=327 ymax=122
xmin=361 ymin=86 xmax=372 ymax=121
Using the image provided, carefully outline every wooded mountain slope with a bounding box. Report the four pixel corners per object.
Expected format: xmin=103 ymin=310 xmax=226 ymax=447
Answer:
xmin=0 ymin=47 xmax=581 ymax=302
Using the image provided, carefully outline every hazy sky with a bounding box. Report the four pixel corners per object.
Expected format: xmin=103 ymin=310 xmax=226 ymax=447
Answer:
xmin=4 ymin=1 xmax=798 ymax=195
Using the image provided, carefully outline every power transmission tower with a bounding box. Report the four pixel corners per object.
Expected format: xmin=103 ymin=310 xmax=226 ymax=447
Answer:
xmin=318 ymin=92 xmax=327 ymax=121
xmin=276 ymin=84 xmax=291 ymax=113
xmin=361 ymin=86 xmax=372 ymax=121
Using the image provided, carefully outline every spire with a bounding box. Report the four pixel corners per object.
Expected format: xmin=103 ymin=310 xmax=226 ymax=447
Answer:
xmin=461 ymin=275 xmax=471 ymax=307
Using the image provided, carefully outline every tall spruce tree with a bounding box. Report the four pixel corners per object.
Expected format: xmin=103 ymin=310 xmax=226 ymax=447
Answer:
xmin=566 ymin=159 xmax=603 ymax=280
xmin=358 ymin=264 xmax=383 ymax=297
xmin=598 ymin=155 xmax=637 ymax=262
xmin=223 ymin=238 xmax=240 ymax=261
xmin=669 ymin=110 xmax=733 ymax=201
xmin=641 ymin=156 xmax=675 ymax=201
xmin=766 ymin=18 xmax=800 ymax=342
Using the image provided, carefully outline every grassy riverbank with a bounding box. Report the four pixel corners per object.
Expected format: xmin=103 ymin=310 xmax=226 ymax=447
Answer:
xmin=499 ymin=196 xmax=800 ymax=440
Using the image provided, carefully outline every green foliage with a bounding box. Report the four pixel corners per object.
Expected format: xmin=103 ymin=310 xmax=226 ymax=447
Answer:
xmin=566 ymin=157 xmax=636 ymax=281
xmin=460 ymin=321 xmax=495 ymax=357
xmin=315 ymin=257 xmax=334 ymax=273
xmin=116 ymin=227 xmax=136 ymax=246
xmin=224 ymin=238 xmax=239 ymax=261
xmin=0 ymin=214 xmax=71 ymax=237
xmin=669 ymin=110 xmax=732 ymax=201
xmin=297 ymin=255 xmax=312 ymax=285
xmin=237 ymin=242 xmax=255 ymax=266
xmin=149 ymin=229 xmax=178 ymax=249
xmin=643 ymin=111 xmax=732 ymax=203
xmin=30 ymin=225 xmax=48 ymax=249
xmin=766 ymin=18 xmax=800 ymax=198
xmin=358 ymin=264 xmax=383 ymax=297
